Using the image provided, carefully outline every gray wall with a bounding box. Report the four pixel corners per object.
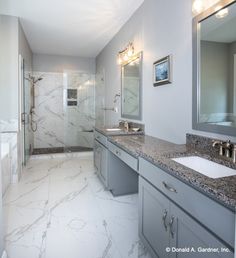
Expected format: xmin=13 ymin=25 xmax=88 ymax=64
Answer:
xmin=228 ymin=41 xmax=236 ymax=112
xmin=0 ymin=15 xmax=19 ymax=126
xmin=33 ymin=53 xmax=95 ymax=74
xmin=18 ymin=22 xmax=33 ymax=72
xmin=96 ymin=0 xmax=193 ymax=144
xmin=96 ymin=0 xmax=236 ymax=144
xmin=0 ymin=16 xmax=33 ymax=132
xmin=201 ymin=41 xmax=229 ymax=114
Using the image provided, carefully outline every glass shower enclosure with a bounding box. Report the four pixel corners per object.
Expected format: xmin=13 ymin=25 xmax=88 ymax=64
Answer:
xmin=32 ymin=70 xmax=95 ymax=155
xmin=63 ymin=71 xmax=95 ymax=152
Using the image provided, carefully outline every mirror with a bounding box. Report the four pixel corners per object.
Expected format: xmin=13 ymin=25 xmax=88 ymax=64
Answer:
xmin=121 ymin=52 xmax=142 ymax=120
xmin=193 ymin=0 xmax=236 ymax=136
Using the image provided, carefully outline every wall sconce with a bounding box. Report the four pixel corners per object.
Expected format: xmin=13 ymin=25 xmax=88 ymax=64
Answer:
xmin=117 ymin=42 xmax=135 ymax=65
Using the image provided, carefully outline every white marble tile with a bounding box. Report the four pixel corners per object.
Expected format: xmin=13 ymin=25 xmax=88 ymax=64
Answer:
xmin=3 ymin=154 xmax=151 ymax=258
xmin=1 ymin=133 xmax=19 ymax=184
xmin=1 ymin=154 xmax=11 ymax=196
xmin=0 ymin=120 xmax=18 ymax=132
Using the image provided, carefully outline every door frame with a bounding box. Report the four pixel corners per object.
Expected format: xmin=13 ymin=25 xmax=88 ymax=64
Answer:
xmin=18 ymin=54 xmax=25 ymax=167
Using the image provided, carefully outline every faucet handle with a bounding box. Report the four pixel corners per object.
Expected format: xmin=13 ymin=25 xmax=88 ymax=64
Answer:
xmin=223 ymin=140 xmax=231 ymax=147
xmin=232 ymin=144 xmax=236 ymax=163
xmin=212 ymin=140 xmax=223 ymax=147
xmin=223 ymin=140 xmax=231 ymax=158
xmin=212 ymin=140 xmax=224 ymax=156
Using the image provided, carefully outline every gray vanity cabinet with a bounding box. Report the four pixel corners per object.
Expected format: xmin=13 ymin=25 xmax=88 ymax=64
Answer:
xmin=94 ymin=140 xmax=101 ymax=171
xmin=139 ymin=177 xmax=234 ymax=258
xmin=139 ymin=168 xmax=234 ymax=258
xmin=139 ymin=177 xmax=169 ymax=258
xmin=94 ymin=130 xmax=138 ymax=194
xmin=169 ymin=203 xmax=233 ymax=258
xmin=94 ymin=139 xmax=108 ymax=188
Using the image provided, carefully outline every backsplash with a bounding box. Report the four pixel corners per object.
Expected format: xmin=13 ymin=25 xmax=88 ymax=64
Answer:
xmin=186 ymin=133 xmax=236 ymax=157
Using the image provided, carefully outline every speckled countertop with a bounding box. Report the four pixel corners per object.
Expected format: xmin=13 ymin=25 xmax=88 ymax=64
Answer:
xmin=108 ymin=134 xmax=236 ymax=212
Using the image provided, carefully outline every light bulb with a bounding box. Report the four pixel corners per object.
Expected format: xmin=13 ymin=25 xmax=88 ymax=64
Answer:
xmin=215 ymin=8 xmax=228 ymax=19
xmin=127 ymin=50 xmax=133 ymax=57
xmin=124 ymin=54 xmax=128 ymax=61
xmin=127 ymin=43 xmax=134 ymax=57
xmin=117 ymin=55 xmax=122 ymax=65
xmin=192 ymin=0 xmax=203 ymax=15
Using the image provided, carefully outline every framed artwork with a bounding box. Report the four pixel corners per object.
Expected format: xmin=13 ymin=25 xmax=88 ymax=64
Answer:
xmin=153 ymin=55 xmax=172 ymax=86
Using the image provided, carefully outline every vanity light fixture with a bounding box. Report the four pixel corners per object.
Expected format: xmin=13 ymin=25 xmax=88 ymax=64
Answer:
xmin=215 ymin=7 xmax=229 ymax=18
xmin=117 ymin=42 xmax=135 ymax=65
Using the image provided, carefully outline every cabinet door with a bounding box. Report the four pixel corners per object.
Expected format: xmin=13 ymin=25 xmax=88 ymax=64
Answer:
xmin=169 ymin=203 xmax=234 ymax=258
xmin=139 ymin=177 xmax=170 ymax=258
xmin=100 ymin=144 xmax=107 ymax=185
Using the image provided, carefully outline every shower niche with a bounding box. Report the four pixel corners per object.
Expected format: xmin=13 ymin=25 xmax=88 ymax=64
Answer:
xmin=67 ymin=89 xmax=78 ymax=106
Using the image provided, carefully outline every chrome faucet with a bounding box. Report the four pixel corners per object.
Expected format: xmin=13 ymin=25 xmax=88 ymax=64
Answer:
xmin=212 ymin=140 xmax=236 ymax=163
xmin=232 ymin=144 xmax=236 ymax=163
xmin=124 ymin=121 xmax=129 ymax=132
xmin=222 ymin=140 xmax=231 ymax=158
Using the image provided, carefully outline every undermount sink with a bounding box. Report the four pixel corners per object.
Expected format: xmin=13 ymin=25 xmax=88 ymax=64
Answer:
xmin=172 ymin=156 xmax=236 ymax=179
xmin=105 ymin=128 xmax=123 ymax=132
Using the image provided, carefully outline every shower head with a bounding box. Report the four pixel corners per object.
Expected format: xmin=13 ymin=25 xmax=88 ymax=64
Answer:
xmin=25 ymin=74 xmax=43 ymax=85
xmin=34 ymin=77 xmax=43 ymax=83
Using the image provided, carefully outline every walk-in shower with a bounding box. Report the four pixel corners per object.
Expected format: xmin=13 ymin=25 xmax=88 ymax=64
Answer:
xmin=30 ymin=71 xmax=95 ymax=155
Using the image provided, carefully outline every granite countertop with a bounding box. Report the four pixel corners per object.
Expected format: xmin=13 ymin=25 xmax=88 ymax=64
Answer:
xmin=108 ymin=134 xmax=236 ymax=211
xmin=95 ymin=126 xmax=144 ymax=136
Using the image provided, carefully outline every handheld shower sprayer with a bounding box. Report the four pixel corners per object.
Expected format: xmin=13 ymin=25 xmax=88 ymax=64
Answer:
xmin=24 ymin=74 xmax=44 ymax=132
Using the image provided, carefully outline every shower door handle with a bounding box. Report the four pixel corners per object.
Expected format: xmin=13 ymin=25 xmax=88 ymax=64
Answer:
xmin=21 ymin=112 xmax=27 ymax=124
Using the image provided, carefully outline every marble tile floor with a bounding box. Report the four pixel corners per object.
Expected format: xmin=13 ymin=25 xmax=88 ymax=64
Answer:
xmin=3 ymin=152 xmax=152 ymax=258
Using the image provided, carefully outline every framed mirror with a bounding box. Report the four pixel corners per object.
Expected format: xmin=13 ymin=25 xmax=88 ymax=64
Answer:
xmin=121 ymin=52 xmax=142 ymax=120
xmin=193 ymin=0 xmax=236 ymax=136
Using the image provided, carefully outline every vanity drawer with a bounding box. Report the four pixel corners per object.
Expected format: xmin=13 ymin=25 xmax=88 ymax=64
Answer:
xmin=139 ymin=158 xmax=235 ymax=248
xmin=108 ymin=142 xmax=138 ymax=171
xmin=94 ymin=130 xmax=107 ymax=147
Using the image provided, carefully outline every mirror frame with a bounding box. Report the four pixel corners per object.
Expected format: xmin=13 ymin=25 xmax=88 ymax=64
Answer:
xmin=121 ymin=51 xmax=142 ymax=120
xmin=192 ymin=0 xmax=236 ymax=136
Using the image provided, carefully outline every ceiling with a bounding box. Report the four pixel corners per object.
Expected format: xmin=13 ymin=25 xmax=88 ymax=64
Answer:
xmin=0 ymin=0 xmax=144 ymax=57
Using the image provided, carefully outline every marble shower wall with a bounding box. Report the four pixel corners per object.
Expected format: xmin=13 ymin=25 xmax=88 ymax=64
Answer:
xmin=34 ymin=71 xmax=95 ymax=149
xmin=95 ymin=70 xmax=105 ymax=127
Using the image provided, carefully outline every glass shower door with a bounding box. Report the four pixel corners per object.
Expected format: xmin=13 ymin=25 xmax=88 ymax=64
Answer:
xmin=63 ymin=71 xmax=95 ymax=152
